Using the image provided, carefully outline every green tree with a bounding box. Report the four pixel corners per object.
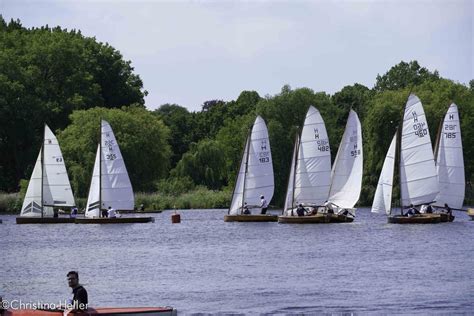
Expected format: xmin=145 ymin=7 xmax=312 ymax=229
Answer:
xmin=374 ymin=60 xmax=440 ymax=92
xmin=58 ymin=107 xmax=171 ymax=196
xmin=0 ymin=17 xmax=146 ymax=191
xmin=171 ymin=139 xmax=227 ymax=190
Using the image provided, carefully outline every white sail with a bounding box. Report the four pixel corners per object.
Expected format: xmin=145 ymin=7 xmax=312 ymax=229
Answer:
xmin=434 ymin=103 xmax=464 ymax=209
xmin=229 ymin=137 xmax=249 ymax=215
xmin=372 ymin=134 xmax=396 ymax=214
xmin=284 ymin=106 xmax=331 ymax=216
xmin=228 ymin=116 xmax=274 ymax=215
xmin=400 ymin=94 xmax=439 ymax=206
xmin=283 ymin=135 xmax=299 ymax=215
xmin=42 ymin=125 xmax=75 ymax=208
xmin=20 ymin=150 xmax=43 ymax=217
xmin=85 ymin=145 xmax=101 ymax=218
xmin=100 ymin=120 xmax=134 ymax=211
xmin=328 ymin=109 xmax=363 ymax=208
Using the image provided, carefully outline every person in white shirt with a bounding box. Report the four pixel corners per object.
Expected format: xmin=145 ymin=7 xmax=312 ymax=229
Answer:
xmin=107 ymin=206 xmax=116 ymax=218
xmin=260 ymin=195 xmax=268 ymax=214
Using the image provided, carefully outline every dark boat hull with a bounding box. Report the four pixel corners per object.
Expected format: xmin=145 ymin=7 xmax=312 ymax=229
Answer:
xmin=439 ymin=213 xmax=455 ymax=222
xmin=224 ymin=214 xmax=278 ymax=222
xmin=388 ymin=214 xmax=441 ymax=224
xmin=278 ymin=213 xmax=354 ymax=224
xmin=74 ymin=217 xmax=155 ymax=224
xmin=4 ymin=307 xmax=176 ymax=315
xmin=16 ymin=217 xmax=76 ymax=224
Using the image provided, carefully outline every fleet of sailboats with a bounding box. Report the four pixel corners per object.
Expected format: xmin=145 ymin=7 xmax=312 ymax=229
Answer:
xmin=224 ymin=116 xmax=277 ymax=222
xmin=14 ymin=98 xmax=468 ymax=225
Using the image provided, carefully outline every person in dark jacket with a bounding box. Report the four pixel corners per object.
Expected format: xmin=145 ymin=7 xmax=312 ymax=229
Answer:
xmin=296 ymin=204 xmax=306 ymax=217
xmin=67 ymin=271 xmax=88 ymax=310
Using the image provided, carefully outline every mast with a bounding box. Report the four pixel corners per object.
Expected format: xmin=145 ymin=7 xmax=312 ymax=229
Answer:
xmin=240 ymin=128 xmax=252 ymax=214
xmin=41 ymin=124 xmax=45 ymax=218
xmin=433 ymin=114 xmax=444 ymax=164
xmin=291 ymin=133 xmax=300 ymax=215
xmin=99 ymin=120 xmax=102 ymax=217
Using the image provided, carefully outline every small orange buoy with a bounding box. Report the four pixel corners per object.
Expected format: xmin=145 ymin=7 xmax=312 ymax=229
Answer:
xmin=171 ymin=213 xmax=181 ymax=223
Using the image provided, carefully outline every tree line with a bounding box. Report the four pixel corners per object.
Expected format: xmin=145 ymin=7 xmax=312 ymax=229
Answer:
xmin=1 ymin=17 xmax=473 ymax=207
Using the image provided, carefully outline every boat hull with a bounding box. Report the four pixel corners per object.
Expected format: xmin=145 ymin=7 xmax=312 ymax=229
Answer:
xmin=438 ymin=213 xmax=455 ymax=222
xmin=16 ymin=217 xmax=76 ymax=224
xmin=278 ymin=214 xmax=329 ymax=224
xmin=388 ymin=214 xmax=441 ymax=224
xmin=224 ymin=214 xmax=278 ymax=222
xmin=4 ymin=307 xmax=176 ymax=315
xmin=74 ymin=217 xmax=155 ymax=224
xmin=278 ymin=213 xmax=354 ymax=224
xmin=467 ymin=208 xmax=474 ymax=220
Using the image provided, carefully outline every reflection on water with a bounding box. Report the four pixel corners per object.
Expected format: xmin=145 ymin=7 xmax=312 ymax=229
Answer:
xmin=1 ymin=209 xmax=473 ymax=314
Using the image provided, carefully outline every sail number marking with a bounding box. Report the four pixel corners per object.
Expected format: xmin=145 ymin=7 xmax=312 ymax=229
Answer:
xmin=317 ymin=140 xmax=329 ymax=152
xmin=258 ymin=151 xmax=270 ymax=163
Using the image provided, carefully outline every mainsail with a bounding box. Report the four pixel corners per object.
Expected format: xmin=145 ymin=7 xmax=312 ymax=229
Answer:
xmin=371 ymin=134 xmax=396 ymax=214
xmin=328 ymin=110 xmax=363 ymax=208
xmin=284 ymin=106 xmax=331 ymax=215
xmin=434 ymin=103 xmax=464 ymax=209
xmin=228 ymin=116 xmax=274 ymax=215
xmin=399 ymin=94 xmax=439 ymax=206
xmin=86 ymin=120 xmax=134 ymax=218
xmin=21 ymin=125 xmax=75 ymax=217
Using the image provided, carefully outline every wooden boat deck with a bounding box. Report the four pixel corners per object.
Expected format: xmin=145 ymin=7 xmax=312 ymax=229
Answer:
xmin=388 ymin=214 xmax=441 ymax=224
xmin=224 ymin=214 xmax=278 ymax=222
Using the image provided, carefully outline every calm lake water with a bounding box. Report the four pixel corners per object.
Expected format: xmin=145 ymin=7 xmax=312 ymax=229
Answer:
xmin=1 ymin=208 xmax=473 ymax=315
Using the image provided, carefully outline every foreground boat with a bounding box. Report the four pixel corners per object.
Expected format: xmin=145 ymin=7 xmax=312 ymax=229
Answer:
xmin=225 ymin=116 xmax=275 ymax=222
xmin=75 ymin=217 xmax=154 ymax=224
xmin=16 ymin=217 xmax=76 ymax=224
xmin=4 ymin=306 xmax=176 ymax=315
xmin=16 ymin=124 xmax=76 ymax=224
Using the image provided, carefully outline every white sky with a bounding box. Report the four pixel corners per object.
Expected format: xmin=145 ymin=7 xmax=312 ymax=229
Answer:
xmin=1 ymin=0 xmax=472 ymax=112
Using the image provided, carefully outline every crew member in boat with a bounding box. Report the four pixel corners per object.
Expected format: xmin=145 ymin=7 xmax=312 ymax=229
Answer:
xmin=66 ymin=271 xmax=88 ymax=311
xmin=296 ymin=204 xmax=306 ymax=217
xmin=243 ymin=203 xmax=251 ymax=215
xmin=107 ymin=206 xmax=116 ymax=218
xmin=260 ymin=195 xmax=268 ymax=214
xmin=101 ymin=207 xmax=108 ymax=218
xmin=420 ymin=204 xmax=433 ymax=213
xmin=405 ymin=204 xmax=419 ymax=216
xmin=70 ymin=207 xmax=78 ymax=218
xmin=443 ymin=203 xmax=452 ymax=215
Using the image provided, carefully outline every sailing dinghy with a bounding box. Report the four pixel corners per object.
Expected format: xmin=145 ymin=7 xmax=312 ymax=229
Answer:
xmin=16 ymin=125 xmax=76 ymax=224
xmin=374 ymin=94 xmax=441 ymax=224
xmin=278 ymin=106 xmax=332 ymax=223
xmin=324 ymin=109 xmax=363 ymax=223
xmin=75 ymin=120 xmax=153 ymax=224
xmin=433 ymin=103 xmax=464 ymax=222
xmin=224 ymin=116 xmax=277 ymax=222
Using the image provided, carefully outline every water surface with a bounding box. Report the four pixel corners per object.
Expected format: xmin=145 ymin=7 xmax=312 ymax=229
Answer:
xmin=1 ymin=209 xmax=473 ymax=314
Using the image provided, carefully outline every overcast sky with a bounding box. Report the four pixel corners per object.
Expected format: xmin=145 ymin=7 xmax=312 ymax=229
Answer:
xmin=1 ymin=0 xmax=472 ymax=111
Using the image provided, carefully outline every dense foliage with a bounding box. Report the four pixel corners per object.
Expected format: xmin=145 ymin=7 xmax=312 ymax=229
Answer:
xmin=1 ymin=17 xmax=473 ymax=209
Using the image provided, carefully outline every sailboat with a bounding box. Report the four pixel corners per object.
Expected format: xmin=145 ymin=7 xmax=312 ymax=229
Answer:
xmin=75 ymin=120 xmax=153 ymax=224
xmin=224 ymin=116 xmax=277 ymax=222
xmin=324 ymin=109 xmax=363 ymax=223
xmin=433 ymin=103 xmax=464 ymax=222
xmin=278 ymin=106 xmax=332 ymax=223
xmin=372 ymin=94 xmax=441 ymax=224
xmin=16 ymin=125 xmax=76 ymax=224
